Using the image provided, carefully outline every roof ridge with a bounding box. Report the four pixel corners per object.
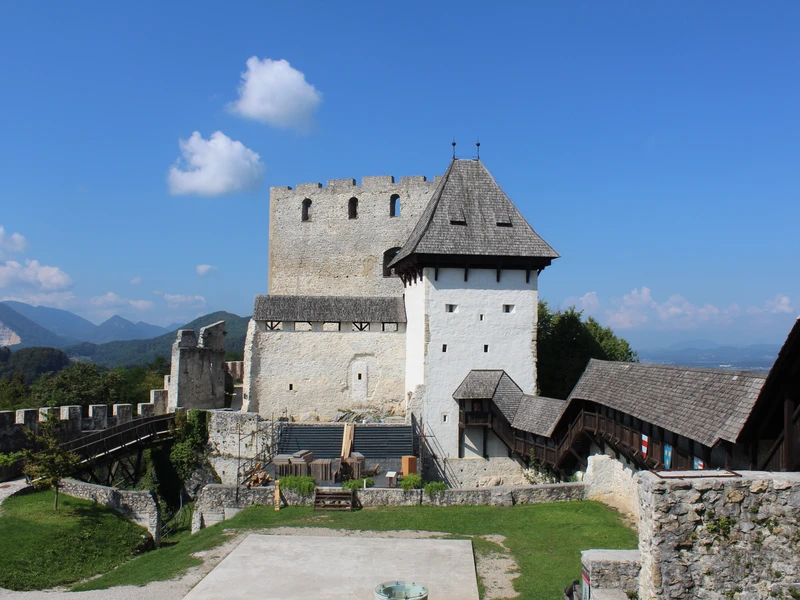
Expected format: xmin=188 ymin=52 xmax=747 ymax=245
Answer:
xmin=586 ymin=358 xmax=767 ymax=379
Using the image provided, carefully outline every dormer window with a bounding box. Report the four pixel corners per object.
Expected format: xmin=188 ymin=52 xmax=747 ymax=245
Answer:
xmin=450 ymin=219 xmax=467 ymax=226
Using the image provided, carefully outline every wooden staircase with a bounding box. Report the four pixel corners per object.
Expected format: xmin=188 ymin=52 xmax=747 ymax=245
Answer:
xmin=313 ymin=489 xmax=355 ymax=511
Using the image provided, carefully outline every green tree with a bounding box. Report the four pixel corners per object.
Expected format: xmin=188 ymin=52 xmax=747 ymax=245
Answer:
xmin=6 ymin=413 xmax=79 ymax=510
xmin=537 ymin=301 xmax=637 ymax=399
xmin=0 ymin=372 xmax=31 ymax=411
xmin=29 ymin=362 xmax=124 ymax=409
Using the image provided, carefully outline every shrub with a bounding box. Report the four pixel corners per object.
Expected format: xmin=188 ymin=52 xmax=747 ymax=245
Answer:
xmin=400 ymin=473 xmax=423 ymax=491
xmin=342 ymin=478 xmax=374 ymax=492
xmin=278 ymin=475 xmax=316 ymax=495
xmin=424 ymin=481 xmax=448 ymax=498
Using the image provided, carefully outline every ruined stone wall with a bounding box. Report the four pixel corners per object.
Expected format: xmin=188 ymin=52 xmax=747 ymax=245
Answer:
xmin=168 ymin=322 xmax=226 ymax=411
xmin=441 ymin=456 xmax=528 ymax=488
xmin=243 ymin=321 xmax=406 ymax=421
xmin=60 ymin=478 xmax=161 ymax=545
xmin=207 ymin=410 xmax=273 ymax=485
xmin=268 ymin=175 xmax=438 ymax=297
xmin=637 ymin=470 xmax=800 ymax=599
xmin=584 ymin=453 xmax=641 ymax=522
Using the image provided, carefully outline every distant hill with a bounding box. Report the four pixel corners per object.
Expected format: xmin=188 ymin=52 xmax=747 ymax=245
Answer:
xmin=0 ymin=303 xmax=77 ymax=349
xmin=1 ymin=301 xmax=170 ymax=345
xmin=2 ymin=301 xmax=98 ymax=341
xmin=638 ymin=343 xmax=781 ymax=372
xmin=65 ymin=311 xmax=250 ymax=367
xmin=90 ymin=315 xmax=165 ymax=344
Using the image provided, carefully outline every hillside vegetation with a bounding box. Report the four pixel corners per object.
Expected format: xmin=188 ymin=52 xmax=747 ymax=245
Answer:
xmin=0 ymin=303 xmax=75 ymax=348
xmin=65 ymin=311 xmax=250 ymax=368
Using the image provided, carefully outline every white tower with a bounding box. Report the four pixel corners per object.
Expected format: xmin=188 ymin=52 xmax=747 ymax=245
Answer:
xmin=391 ymin=158 xmax=559 ymax=461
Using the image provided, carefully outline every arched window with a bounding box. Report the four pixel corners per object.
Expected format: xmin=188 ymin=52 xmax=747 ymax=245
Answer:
xmin=348 ymin=197 xmax=358 ymax=219
xmin=302 ymin=198 xmax=312 ymax=222
xmin=390 ymin=194 xmax=401 ymax=217
xmin=383 ymin=247 xmax=401 ymax=277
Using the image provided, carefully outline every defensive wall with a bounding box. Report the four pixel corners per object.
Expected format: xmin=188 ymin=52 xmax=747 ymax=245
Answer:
xmin=207 ymin=410 xmax=273 ymax=485
xmin=268 ymin=175 xmax=439 ymax=297
xmin=191 ymin=481 xmax=586 ymax=532
xmin=59 ymin=478 xmax=161 ymax=545
xmin=0 ymin=402 xmax=166 ymax=481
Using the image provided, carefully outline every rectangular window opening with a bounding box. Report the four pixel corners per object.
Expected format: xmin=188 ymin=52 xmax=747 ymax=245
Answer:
xmin=442 ymin=414 xmax=449 ymax=423
xmin=479 ymin=314 xmax=484 ymax=321
xmin=449 ymin=219 xmax=467 ymax=226
xmin=357 ymin=373 xmax=362 ymax=380
xmin=445 ymin=304 xmax=458 ymax=313
xmin=442 ymin=344 xmax=447 ymax=353
xmin=484 ymin=344 xmax=489 ymax=353
xmin=503 ymin=304 xmax=515 ymax=313
xmin=496 ymin=221 xmax=512 ymax=228
xmin=288 ymin=384 xmax=294 ymax=391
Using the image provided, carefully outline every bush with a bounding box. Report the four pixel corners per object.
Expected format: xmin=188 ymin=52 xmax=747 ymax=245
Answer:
xmin=342 ymin=478 xmax=374 ymax=492
xmin=278 ymin=475 xmax=316 ymax=495
xmin=424 ymin=481 xmax=448 ymax=498
xmin=400 ymin=473 xmax=422 ymax=491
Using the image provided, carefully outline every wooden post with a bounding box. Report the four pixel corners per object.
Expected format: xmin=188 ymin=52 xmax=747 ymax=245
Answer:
xmin=274 ymin=480 xmax=281 ymax=511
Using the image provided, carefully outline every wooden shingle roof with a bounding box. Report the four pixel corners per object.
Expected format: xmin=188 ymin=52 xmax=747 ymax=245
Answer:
xmin=253 ymin=295 xmax=407 ymax=323
xmin=390 ymin=159 xmax=559 ymax=267
xmin=453 ymin=370 xmax=566 ymax=436
xmin=567 ymin=360 xmax=767 ymax=447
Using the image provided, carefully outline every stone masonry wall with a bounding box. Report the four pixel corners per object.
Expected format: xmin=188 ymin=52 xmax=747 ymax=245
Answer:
xmin=191 ymin=481 xmax=585 ymax=532
xmin=243 ymin=321 xmax=406 ymax=420
xmin=60 ymin=478 xmax=161 ymax=545
xmin=268 ymin=175 xmax=438 ymax=297
xmin=207 ymin=410 xmax=273 ymax=485
xmin=584 ymin=453 xmax=641 ymax=522
xmin=169 ymin=323 xmax=227 ymax=411
xmin=637 ymin=470 xmax=800 ymax=599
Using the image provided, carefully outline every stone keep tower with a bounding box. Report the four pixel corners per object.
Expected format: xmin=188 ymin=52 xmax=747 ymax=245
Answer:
xmin=267 ymin=175 xmax=438 ymax=297
xmin=390 ymin=159 xmax=559 ymax=460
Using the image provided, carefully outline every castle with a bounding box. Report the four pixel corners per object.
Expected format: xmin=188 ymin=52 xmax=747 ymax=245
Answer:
xmin=241 ymin=157 xmax=559 ymax=482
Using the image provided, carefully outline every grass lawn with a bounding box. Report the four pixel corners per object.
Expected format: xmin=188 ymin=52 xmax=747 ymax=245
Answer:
xmin=77 ymin=500 xmax=637 ymax=599
xmin=0 ymin=490 xmax=150 ymax=591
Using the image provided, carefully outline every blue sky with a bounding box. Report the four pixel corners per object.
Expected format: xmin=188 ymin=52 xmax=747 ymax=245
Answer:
xmin=0 ymin=1 xmax=797 ymax=348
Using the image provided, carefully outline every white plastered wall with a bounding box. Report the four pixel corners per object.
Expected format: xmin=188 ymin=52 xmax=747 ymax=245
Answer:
xmin=243 ymin=319 xmax=406 ymax=420
xmin=407 ymin=267 xmax=538 ymax=459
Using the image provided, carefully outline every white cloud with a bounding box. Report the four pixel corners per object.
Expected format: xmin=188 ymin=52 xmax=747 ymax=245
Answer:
xmin=162 ymin=293 xmax=207 ymax=309
xmin=90 ymin=292 xmax=153 ymax=311
xmin=0 ymin=226 xmax=26 ymax=258
xmin=228 ymin=57 xmax=322 ymax=130
xmin=168 ymin=131 xmax=265 ymax=196
xmin=763 ymin=294 xmax=793 ymax=315
xmin=130 ymin=276 xmax=142 ymax=285
xmin=0 ymin=259 xmax=72 ymax=291
xmin=196 ymin=264 xmax=217 ymax=277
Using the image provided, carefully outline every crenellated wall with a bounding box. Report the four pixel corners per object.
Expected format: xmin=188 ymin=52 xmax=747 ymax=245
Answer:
xmin=267 ymin=175 xmax=439 ymax=297
xmin=168 ymin=322 xmax=227 ymax=411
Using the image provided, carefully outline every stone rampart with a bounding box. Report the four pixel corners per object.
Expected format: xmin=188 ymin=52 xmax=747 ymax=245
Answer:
xmin=637 ymin=470 xmax=800 ymax=599
xmin=191 ymin=481 xmax=586 ymax=532
xmin=60 ymin=478 xmax=161 ymax=545
xmin=581 ymin=549 xmax=641 ymax=596
xmin=168 ymin=322 xmax=227 ymax=411
xmin=584 ymin=453 xmax=641 ymax=522
xmin=207 ymin=410 xmax=273 ymax=485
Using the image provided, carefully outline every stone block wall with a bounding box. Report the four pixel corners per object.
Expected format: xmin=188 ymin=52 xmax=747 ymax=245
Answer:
xmin=191 ymin=481 xmax=586 ymax=532
xmin=581 ymin=549 xmax=641 ymax=595
xmin=207 ymin=410 xmax=273 ymax=485
xmin=637 ymin=470 xmax=800 ymax=599
xmin=60 ymin=478 xmax=161 ymax=545
xmin=267 ymin=175 xmax=438 ymax=297
xmin=584 ymin=453 xmax=641 ymax=522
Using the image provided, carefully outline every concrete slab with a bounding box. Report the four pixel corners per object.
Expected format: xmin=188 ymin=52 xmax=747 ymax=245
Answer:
xmin=183 ymin=534 xmax=479 ymax=600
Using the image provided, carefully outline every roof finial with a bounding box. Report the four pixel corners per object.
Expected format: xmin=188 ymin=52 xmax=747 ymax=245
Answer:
xmin=476 ymin=138 xmax=480 ymax=160
xmin=452 ymin=138 xmax=456 ymax=159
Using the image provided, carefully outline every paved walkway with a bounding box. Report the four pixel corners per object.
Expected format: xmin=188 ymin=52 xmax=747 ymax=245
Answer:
xmin=183 ymin=534 xmax=480 ymax=600
xmin=0 ymin=478 xmax=29 ymax=510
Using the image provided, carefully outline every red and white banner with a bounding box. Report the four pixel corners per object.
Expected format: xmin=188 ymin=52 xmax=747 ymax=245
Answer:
xmin=641 ymin=433 xmax=649 ymax=457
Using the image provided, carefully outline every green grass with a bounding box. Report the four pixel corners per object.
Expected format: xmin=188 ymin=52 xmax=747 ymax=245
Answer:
xmin=0 ymin=490 xmax=150 ymax=591
xmin=78 ymin=500 xmax=637 ymax=599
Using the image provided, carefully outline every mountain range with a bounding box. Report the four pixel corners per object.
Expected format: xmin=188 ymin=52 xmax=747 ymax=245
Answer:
xmin=0 ymin=301 xmax=249 ymax=368
xmin=0 ymin=301 xmax=176 ymax=347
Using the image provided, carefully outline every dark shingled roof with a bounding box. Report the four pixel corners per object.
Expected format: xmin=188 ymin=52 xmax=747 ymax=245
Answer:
xmin=512 ymin=396 xmax=568 ymax=437
xmin=389 ymin=159 xmax=559 ymax=267
xmin=567 ymin=359 xmax=767 ymax=447
xmin=453 ymin=370 xmax=566 ymax=434
xmin=253 ymin=295 xmax=406 ymax=323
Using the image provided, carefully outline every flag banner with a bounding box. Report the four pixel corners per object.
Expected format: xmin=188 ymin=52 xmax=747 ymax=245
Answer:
xmin=693 ymin=456 xmax=705 ymax=470
xmin=664 ymin=444 xmax=673 ymax=469
xmin=641 ymin=433 xmax=649 ymax=457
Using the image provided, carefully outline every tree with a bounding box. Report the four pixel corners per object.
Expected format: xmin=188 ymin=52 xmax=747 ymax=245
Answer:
xmin=29 ymin=362 xmax=124 ymax=409
xmin=537 ymin=301 xmax=637 ymax=399
xmin=2 ymin=413 xmax=79 ymax=510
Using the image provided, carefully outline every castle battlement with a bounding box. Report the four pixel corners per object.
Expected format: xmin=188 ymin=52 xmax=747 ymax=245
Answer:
xmin=270 ymin=174 xmax=437 ymax=199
